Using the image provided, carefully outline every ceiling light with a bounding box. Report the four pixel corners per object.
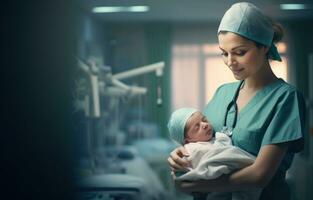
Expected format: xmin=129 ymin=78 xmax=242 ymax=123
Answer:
xmin=127 ymin=6 xmax=149 ymax=12
xmin=280 ymin=4 xmax=307 ymax=10
xmin=92 ymin=6 xmax=149 ymax=13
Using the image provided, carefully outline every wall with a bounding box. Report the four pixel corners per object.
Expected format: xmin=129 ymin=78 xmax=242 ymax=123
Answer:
xmin=284 ymin=19 xmax=313 ymax=200
xmin=105 ymin=23 xmax=171 ymax=138
xmin=76 ymin=10 xmax=107 ymax=65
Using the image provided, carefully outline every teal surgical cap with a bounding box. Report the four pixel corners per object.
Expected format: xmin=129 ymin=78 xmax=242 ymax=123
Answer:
xmin=218 ymin=2 xmax=282 ymax=61
xmin=167 ymin=108 xmax=198 ymax=145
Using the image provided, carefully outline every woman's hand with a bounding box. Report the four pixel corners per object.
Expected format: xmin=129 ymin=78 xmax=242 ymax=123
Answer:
xmin=174 ymin=180 xmax=199 ymax=194
xmin=175 ymin=175 xmax=231 ymax=193
xmin=167 ymin=146 xmax=191 ymax=172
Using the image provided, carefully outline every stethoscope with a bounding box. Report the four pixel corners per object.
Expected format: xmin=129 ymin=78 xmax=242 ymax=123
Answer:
xmin=221 ymin=80 xmax=245 ymax=137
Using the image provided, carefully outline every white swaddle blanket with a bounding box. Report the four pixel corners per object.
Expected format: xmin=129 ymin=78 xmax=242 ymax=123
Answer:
xmin=176 ymin=132 xmax=256 ymax=181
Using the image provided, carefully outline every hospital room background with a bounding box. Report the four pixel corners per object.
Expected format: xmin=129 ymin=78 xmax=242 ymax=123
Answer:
xmin=71 ymin=1 xmax=313 ymax=200
xmin=3 ymin=1 xmax=313 ymax=200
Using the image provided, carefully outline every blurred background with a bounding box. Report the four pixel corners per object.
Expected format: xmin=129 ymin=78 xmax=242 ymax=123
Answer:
xmin=2 ymin=0 xmax=313 ymax=200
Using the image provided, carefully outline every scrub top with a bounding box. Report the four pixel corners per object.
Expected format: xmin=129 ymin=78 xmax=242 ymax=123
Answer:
xmin=203 ymin=78 xmax=306 ymax=199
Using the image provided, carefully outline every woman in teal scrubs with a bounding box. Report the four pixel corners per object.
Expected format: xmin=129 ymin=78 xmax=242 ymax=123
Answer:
xmin=167 ymin=2 xmax=306 ymax=200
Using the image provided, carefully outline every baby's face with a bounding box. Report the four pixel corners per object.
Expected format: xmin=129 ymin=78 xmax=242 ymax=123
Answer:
xmin=184 ymin=112 xmax=213 ymax=143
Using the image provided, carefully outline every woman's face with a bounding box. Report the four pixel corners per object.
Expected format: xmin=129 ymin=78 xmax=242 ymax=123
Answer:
xmin=184 ymin=112 xmax=213 ymax=144
xmin=218 ymin=32 xmax=269 ymax=80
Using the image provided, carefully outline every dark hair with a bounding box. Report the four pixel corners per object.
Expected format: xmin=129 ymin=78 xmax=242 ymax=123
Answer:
xmin=266 ymin=15 xmax=284 ymax=43
xmin=272 ymin=22 xmax=284 ymax=43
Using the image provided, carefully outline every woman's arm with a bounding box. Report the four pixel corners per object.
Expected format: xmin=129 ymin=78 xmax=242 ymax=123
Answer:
xmin=174 ymin=143 xmax=288 ymax=193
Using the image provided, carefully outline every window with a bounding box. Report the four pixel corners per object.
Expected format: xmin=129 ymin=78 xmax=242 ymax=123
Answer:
xmin=171 ymin=42 xmax=288 ymax=111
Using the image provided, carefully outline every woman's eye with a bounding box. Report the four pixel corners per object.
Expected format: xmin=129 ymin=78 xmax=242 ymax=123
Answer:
xmin=221 ymin=52 xmax=228 ymax=57
xmin=235 ymin=50 xmax=246 ymax=56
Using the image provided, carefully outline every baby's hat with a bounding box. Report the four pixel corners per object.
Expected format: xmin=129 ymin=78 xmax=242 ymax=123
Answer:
xmin=167 ymin=107 xmax=198 ymax=145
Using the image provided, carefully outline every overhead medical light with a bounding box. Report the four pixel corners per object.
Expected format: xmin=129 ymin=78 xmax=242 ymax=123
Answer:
xmin=280 ymin=4 xmax=307 ymax=10
xmin=92 ymin=6 xmax=149 ymax=13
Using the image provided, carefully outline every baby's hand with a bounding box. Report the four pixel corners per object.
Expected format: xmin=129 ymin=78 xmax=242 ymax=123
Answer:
xmin=174 ymin=156 xmax=192 ymax=177
xmin=168 ymin=146 xmax=191 ymax=171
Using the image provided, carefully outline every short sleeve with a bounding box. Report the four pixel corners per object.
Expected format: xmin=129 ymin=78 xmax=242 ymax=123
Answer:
xmin=261 ymin=90 xmax=306 ymax=152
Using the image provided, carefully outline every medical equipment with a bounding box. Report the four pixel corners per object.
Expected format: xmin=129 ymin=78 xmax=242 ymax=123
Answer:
xmin=221 ymin=80 xmax=244 ymax=137
xmin=76 ymin=145 xmax=167 ymax=200
xmin=75 ymin=58 xmax=167 ymax=199
xmin=112 ymin=61 xmax=165 ymax=106
xmin=77 ymin=59 xmax=165 ymax=113
xmin=77 ymin=174 xmax=153 ymax=200
xmin=76 ymin=57 xmax=165 ymax=158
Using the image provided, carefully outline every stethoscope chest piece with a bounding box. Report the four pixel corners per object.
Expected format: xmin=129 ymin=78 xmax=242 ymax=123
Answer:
xmin=221 ymin=126 xmax=233 ymax=137
xmin=221 ymin=80 xmax=244 ymax=137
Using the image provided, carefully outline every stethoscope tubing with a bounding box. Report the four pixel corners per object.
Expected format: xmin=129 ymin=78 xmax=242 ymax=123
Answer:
xmin=223 ymin=80 xmax=245 ymax=135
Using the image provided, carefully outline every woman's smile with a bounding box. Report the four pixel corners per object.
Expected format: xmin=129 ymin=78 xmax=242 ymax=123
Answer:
xmin=230 ymin=68 xmax=244 ymax=75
